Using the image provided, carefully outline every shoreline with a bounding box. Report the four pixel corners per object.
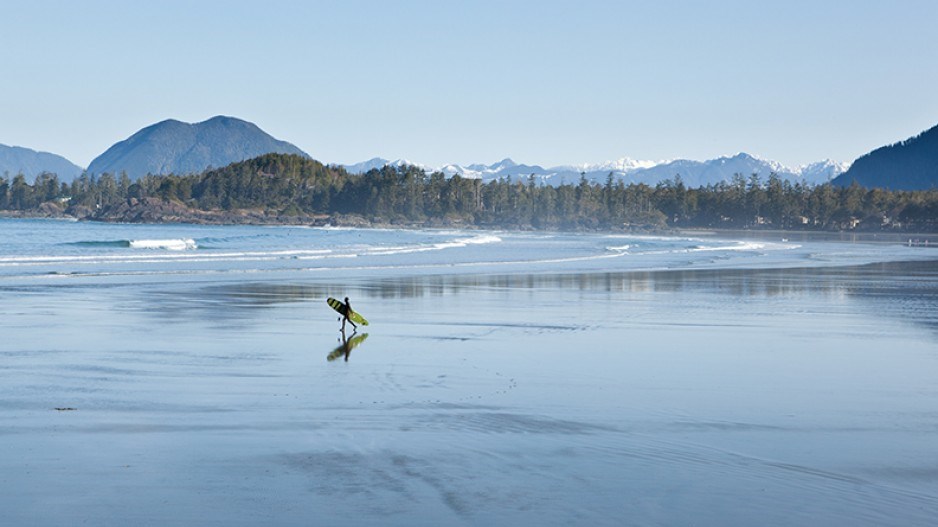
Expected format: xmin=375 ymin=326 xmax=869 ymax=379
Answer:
xmin=5 ymin=208 xmax=938 ymax=243
xmin=678 ymin=228 xmax=938 ymax=247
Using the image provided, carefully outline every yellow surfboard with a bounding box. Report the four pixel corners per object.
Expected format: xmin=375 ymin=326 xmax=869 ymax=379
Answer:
xmin=327 ymin=297 xmax=369 ymax=326
xmin=327 ymin=333 xmax=370 ymax=362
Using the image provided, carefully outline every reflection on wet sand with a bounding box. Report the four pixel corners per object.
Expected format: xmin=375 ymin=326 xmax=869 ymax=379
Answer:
xmin=355 ymin=261 xmax=938 ymax=333
xmin=345 ymin=263 xmax=933 ymax=334
xmin=197 ymin=283 xmax=335 ymax=306
xmin=327 ymin=330 xmax=369 ymax=362
xmin=176 ymin=260 xmax=938 ymax=303
xmin=365 ymin=260 xmax=938 ymax=298
xmin=154 ymin=259 xmax=938 ymax=333
xmin=6 ymin=256 xmax=938 ymax=526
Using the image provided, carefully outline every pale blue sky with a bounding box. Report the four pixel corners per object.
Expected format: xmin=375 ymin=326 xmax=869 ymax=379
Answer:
xmin=2 ymin=0 xmax=937 ymax=168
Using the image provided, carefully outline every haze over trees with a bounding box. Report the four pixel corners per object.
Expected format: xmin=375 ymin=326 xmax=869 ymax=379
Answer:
xmin=2 ymin=153 xmax=937 ymax=232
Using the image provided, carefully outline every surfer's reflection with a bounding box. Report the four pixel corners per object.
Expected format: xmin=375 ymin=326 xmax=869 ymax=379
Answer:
xmin=327 ymin=329 xmax=369 ymax=362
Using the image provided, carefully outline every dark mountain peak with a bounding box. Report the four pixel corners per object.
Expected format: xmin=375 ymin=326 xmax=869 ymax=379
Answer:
xmin=198 ymin=115 xmax=260 ymax=130
xmin=832 ymin=123 xmax=938 ymax=190
xmin=898 ymin=123 xmax=938 ymax=146
xmin=134 ymin=116 xmax=251 ymax=139
xmin=127 ymin=119 xmax=185 ymax=138
xmin=203 ymin=115 xmax=239 ymax=124
xmin=87 ymin=116 xmax=310 ymax=180
xmin=154 ymin=117 xmax=188 ymax=126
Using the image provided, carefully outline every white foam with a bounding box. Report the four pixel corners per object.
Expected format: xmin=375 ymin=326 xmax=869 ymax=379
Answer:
xmin=432 ymin=235 xmax=503 ymax=251
xmin=130 ymin=239 xmax=198 ymax=251
xmin=0 ymin=248 xmax=335 ymax=267
xmin=357 ymin=234 xmax=504 ymax=257
xmin=688 ymin=242 xmax=765 ymax=252
xmin=457 ymin=234 xmax=503 ymax=245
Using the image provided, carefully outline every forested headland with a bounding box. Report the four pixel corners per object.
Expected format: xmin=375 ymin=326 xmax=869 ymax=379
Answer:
xmin=2 ymin=153 xmax=937 ymax=232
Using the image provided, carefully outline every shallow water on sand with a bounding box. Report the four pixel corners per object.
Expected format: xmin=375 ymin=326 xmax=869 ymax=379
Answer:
xmin=2 ymin=222 xmax=938 ymax=526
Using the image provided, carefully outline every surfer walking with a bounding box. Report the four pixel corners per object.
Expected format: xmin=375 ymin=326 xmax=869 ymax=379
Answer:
xmin=327 ymin=295 xmax=367 ymax=332
xmin=342 ymin=297 xmax=358 ymax=332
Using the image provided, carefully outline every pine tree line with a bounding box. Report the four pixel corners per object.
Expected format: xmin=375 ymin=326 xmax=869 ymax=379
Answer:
xmin=2 ymin=153 xmax=937 ymax=231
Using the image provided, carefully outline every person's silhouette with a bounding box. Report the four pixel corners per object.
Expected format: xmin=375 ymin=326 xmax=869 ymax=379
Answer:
xmin=342 ymin=296 xmax=358 ymax=332
xmin=326 ymin=329 xmax=369 ymax=362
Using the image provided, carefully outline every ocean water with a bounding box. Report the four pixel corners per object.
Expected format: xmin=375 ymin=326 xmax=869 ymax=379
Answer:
xmin=0 ymin=218 xmax=933 ymax=285
xmin=2 ymin=218 xmax=938 ymax=526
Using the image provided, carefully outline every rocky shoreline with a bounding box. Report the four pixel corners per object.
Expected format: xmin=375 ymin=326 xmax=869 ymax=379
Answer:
xmin=0 ymin=197 xmax=478 ymax=230
xmin=5 ymin=198 xmax=936 ymax=240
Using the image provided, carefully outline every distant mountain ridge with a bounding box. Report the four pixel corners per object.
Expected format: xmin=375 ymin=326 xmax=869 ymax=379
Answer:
xmin=344 ymin=153 xmax=848 ymax=187
xmin=1 ymin=116 xmax=859 ymax=188
xmin=0 ymin=144 xmax=83 ymax=182
xmin=832 ymin=124 xmax=938 ymax=190
xmin=86 ymin=116 xmax=309 ymax=180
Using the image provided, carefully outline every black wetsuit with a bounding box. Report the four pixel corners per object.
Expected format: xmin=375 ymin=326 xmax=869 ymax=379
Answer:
xmin=343 ymin=298 xmax=357 ymax=331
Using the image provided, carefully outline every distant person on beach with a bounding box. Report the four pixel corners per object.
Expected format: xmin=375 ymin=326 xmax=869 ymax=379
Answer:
xmin=342 ymin=297 xmax=358 ymax=332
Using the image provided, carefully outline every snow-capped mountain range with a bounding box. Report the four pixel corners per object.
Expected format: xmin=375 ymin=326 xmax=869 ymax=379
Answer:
xmin=343 ymin=154 xmax=850 ymax=187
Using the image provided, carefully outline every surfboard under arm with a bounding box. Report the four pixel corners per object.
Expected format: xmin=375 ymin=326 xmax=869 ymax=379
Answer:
xmin=326 ymin=297 xmax=369 ymax=326
xmin=327 ymin=297 xmax=347 ymax=316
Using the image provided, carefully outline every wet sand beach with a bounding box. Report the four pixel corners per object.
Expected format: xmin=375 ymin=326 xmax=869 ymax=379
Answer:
xmin=3 ymin=258 xmax=938 ymax=526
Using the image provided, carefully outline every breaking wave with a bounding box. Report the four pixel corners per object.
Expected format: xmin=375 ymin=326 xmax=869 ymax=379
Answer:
xmin=687 ymin=241 xmax=799 ymax=252
xmin=6 ymin=224 xmax=927 ymax=286
xmin=69 ymin=240 xmax=133 ymax=248
xmin=129 ymin=239 xmax=198 ymax=251
xmin=0 ymin=233 xmax=504 ymax=269
xmin=68 ymin=239 xmax=199 ymax=251
xmin=605 ymin=244 xmax=631 ymax=252
xmin=362 ymin=234 xmax=503 ymax=256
